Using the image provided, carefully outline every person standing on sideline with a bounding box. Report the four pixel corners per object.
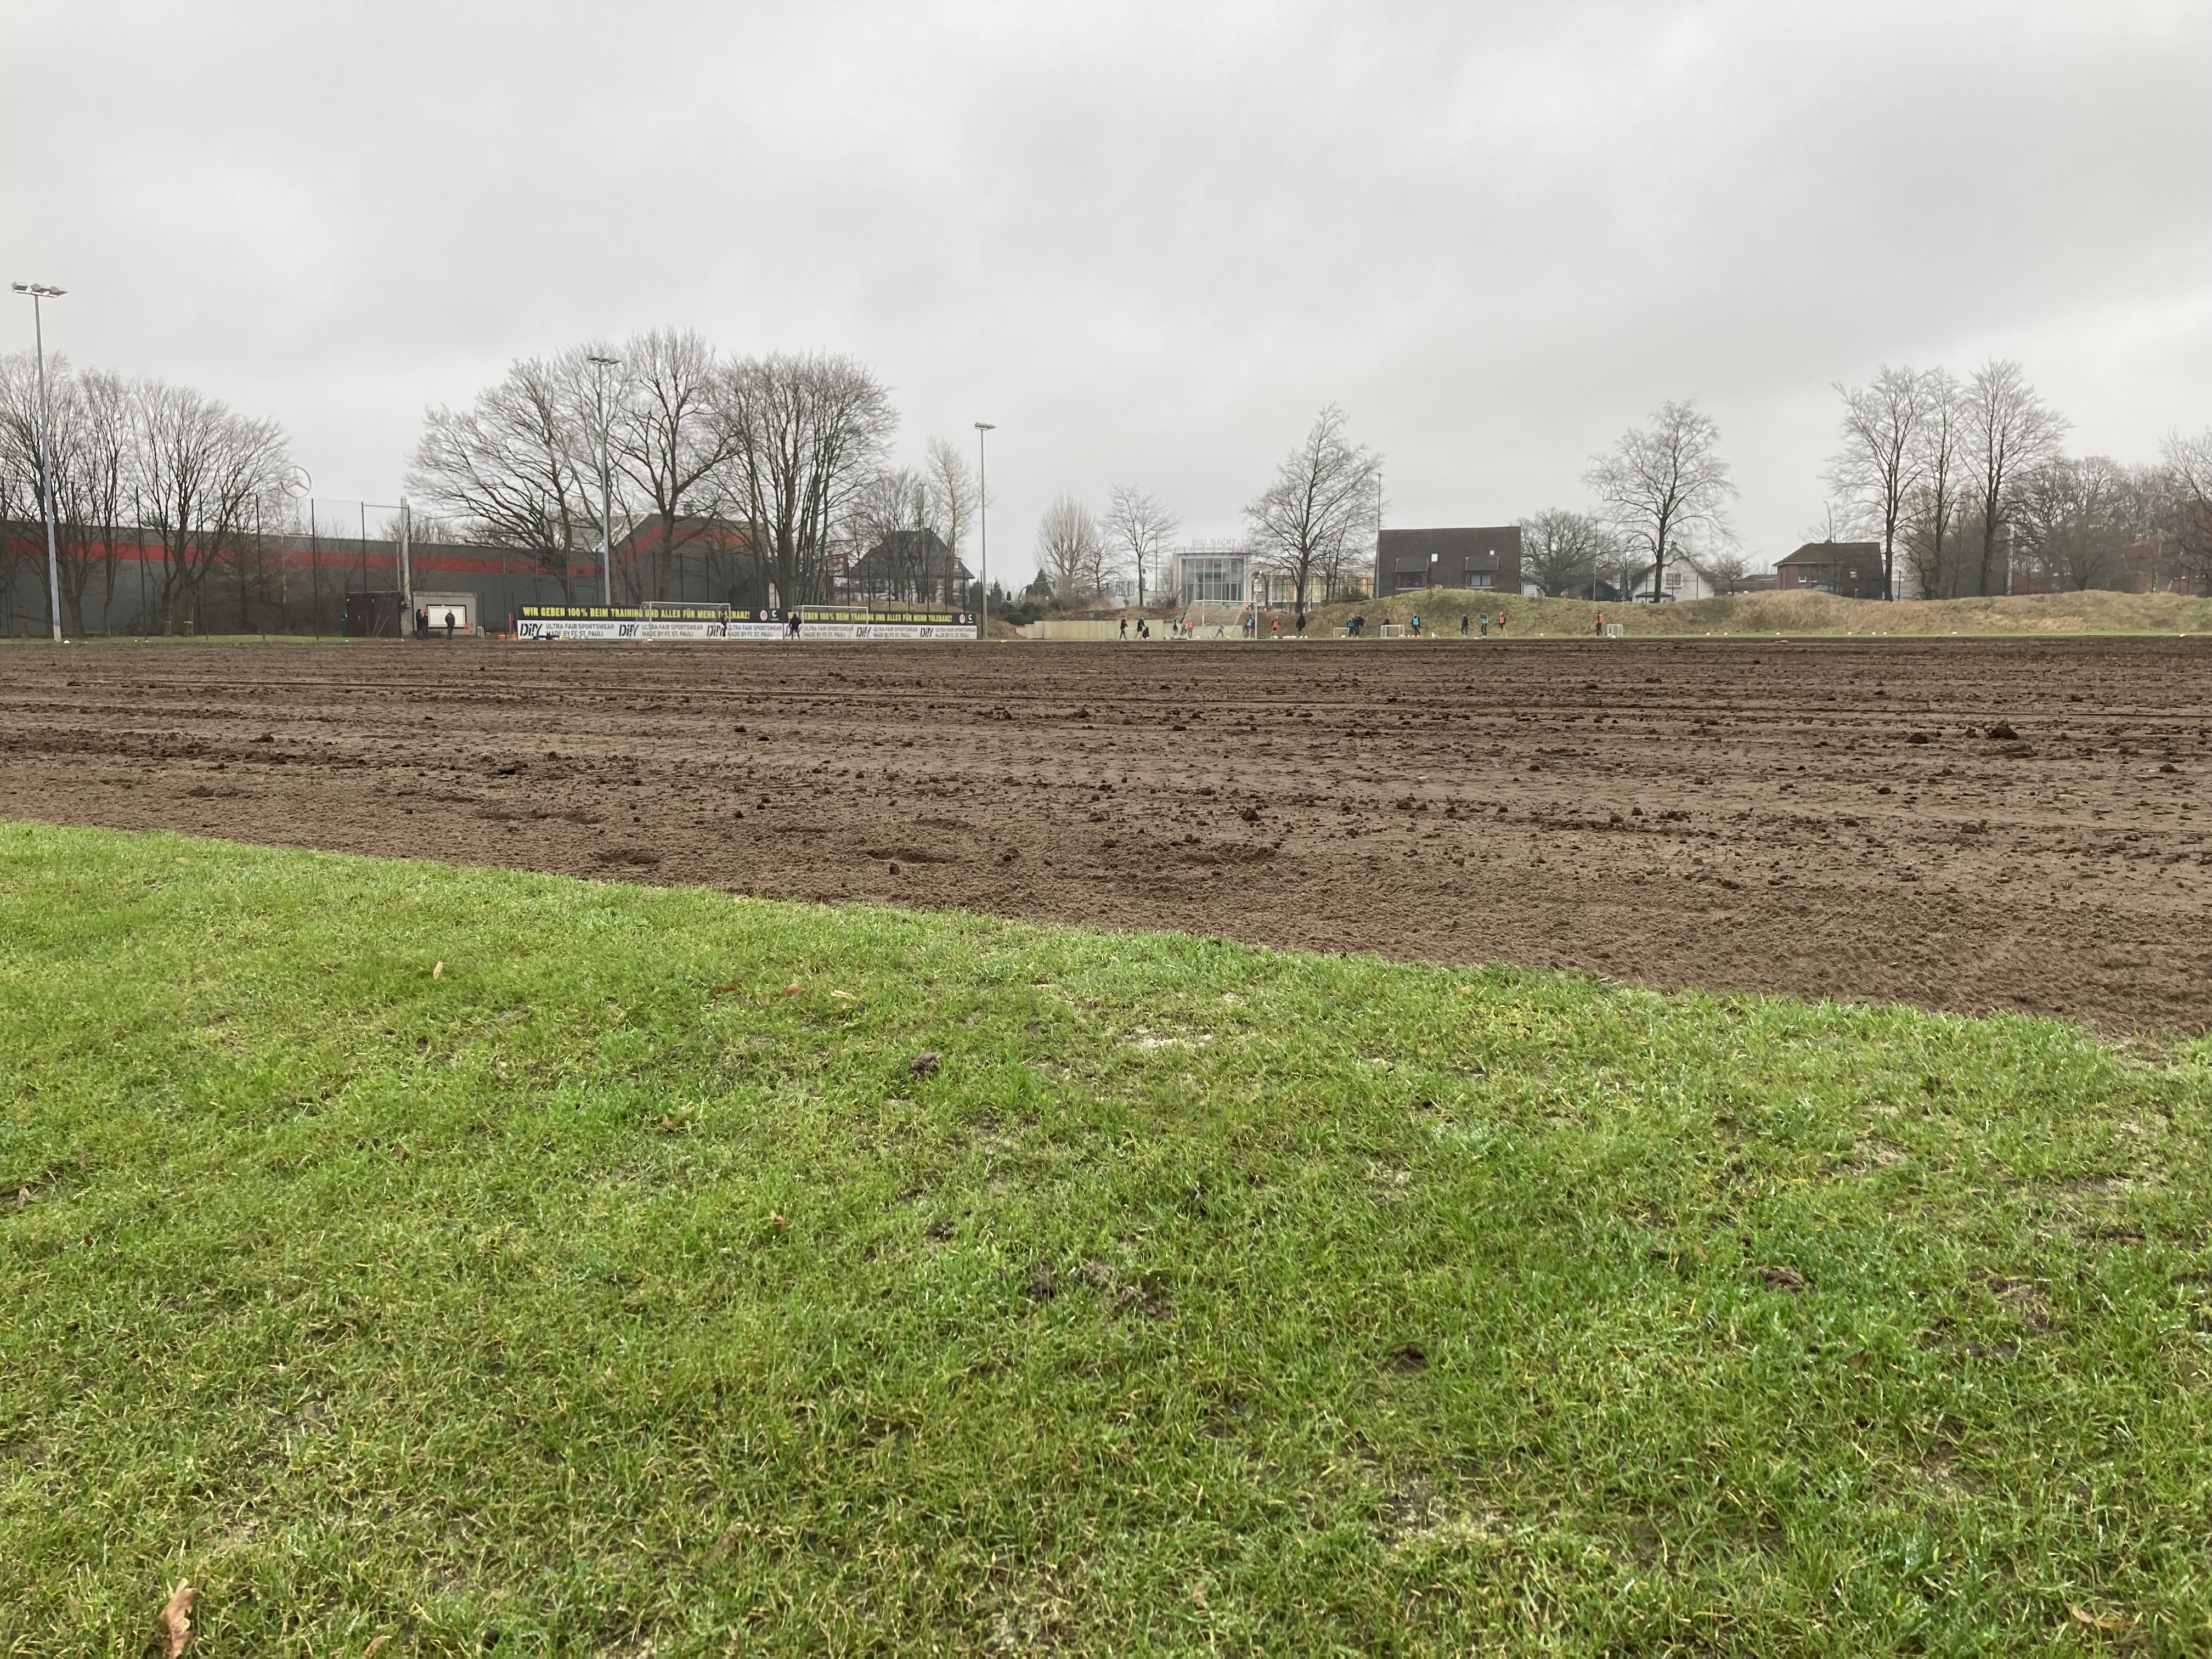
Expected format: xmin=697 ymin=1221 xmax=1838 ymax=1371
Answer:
xmin=1460 ymin=614 xmax=1469 ymax=637
xmin=1495 ymin=609 xmax=1508 ymax=637
xmin=1593 ymin=611 xmax=1605 ymax=637
xmin=1410 ymin=612 xmax=1421 ymax=637
xmin=442 ymin=608 xmax=456 ymax=640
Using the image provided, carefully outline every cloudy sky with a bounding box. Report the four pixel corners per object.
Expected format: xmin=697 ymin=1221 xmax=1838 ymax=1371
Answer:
xmin=5 ymin=0 xmax=2209 ymax=576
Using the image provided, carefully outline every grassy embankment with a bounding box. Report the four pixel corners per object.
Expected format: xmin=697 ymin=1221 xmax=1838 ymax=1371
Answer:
xmin=1301 ymin=587 xmax=2212 ymax=640
xmin=4 ymin=821 xmax=2211 ymax=1653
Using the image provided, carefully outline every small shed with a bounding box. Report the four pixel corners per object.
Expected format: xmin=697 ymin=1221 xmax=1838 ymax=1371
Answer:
xmin=412 ymin=591 xmax=481 ymax=637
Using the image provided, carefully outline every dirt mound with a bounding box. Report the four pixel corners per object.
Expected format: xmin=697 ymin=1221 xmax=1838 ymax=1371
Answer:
xmin=1310 ymin=586 xmax=2212 ymax=639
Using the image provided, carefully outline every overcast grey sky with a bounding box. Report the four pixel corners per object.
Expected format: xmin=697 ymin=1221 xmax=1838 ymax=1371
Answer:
xmin=6 ymin=0 xmax=2209 ymax=576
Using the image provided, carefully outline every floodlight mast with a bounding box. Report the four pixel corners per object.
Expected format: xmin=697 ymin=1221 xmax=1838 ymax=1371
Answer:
xmin=973 ymin=422 xmax=995 ymax=639
xmin=588 ymin=353 xmax=620 ymax=607
xmin=12 ymin=283 xmax=67 ymax=642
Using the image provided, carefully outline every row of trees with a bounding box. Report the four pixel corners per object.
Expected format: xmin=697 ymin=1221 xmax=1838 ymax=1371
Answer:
xmin=408 ymin=330 xmax=983 ymax=607
xmin=0 ymin=356 xmax=292 ymax=634
xmin=1519 ymin=366 xmax=2212 ymax=602
xmin=1829 ymin=362 xmax=2212 ymax=599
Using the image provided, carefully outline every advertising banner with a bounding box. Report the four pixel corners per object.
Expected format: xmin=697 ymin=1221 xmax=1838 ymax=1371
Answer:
xmin=514 ymin=606 xmax=977 ymax=642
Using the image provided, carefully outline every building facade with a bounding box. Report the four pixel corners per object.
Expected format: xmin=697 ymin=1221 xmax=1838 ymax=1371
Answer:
xmin=1775 ymin=541 xmax=1884 ymax=599
xmin=1374 ymin=527 xmax=1522 ymax=596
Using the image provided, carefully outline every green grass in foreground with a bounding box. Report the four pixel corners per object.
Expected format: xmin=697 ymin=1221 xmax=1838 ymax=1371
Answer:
xmin=3 ymin=824 xmax=2211 ymax=1655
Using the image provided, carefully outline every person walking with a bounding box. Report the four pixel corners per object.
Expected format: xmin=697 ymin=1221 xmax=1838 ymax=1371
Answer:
xmin=442 ymin=608 xmax=456 ymax=641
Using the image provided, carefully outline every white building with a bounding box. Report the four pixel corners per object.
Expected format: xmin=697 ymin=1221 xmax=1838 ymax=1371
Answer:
xmin=1167 ymin=540 xmax=1249 ymax=604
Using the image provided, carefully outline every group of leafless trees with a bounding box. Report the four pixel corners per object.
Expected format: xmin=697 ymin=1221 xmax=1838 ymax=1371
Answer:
xmin=1515 ymin=402 xmax=1741 ymax=600
xmin=1030 ymin=405 xmax=1380 ymax=616
xmin=1829 ymin=360 xmax=2209 ymax=597
xmin=0 ymin=355 xmax=292 ymax=634
xmin=1829 ymin=359 xmax=2063 ymax=599
xmin=408 ymin=330 xmax=980 ymax=608
xmin=1029 ymin=483 xmax=1181 ymax=607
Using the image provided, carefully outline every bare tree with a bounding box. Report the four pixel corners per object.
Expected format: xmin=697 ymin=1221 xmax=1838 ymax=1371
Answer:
xmin=1898 ymin=369 xmax=1966 ymax=598
xmin=408 ymin=350 xmax=602 ymax=595
xmin=132 ymin=379 xmax=289 ymax=633
xmin=1583 ymin=400 xmax=1735 ymax=601
xmin=613 ymin=328 xmax=735 ymax=602
xmin=850 ymin=465 xmax=933 ymax=600
xmin=1963 ymin=358 xmax=2068 ymax=599
xmin=1518 ymin=507 xmax=1617 ymax=597
xmin=1246 ymin=404 xmax=1381 ymax=620
xmin=715 ymin=352 xmax=895 ymax=608
xmin=1827 ymin=365 xmax=1935 ymax=601
xmin=2162 ymin=429 xmax=2212 ymax=588
xmin=0 ymin=355 xmax=135 ymax=633
xmin=923 ymin=436 xmax=979 ymax=606
xmin=2012 ymin=454 xmax=2132 ymax=591
xmin=1035 ymin=494 xmax=1105 ymax=601
xmin=1102 ymin=483 xmax=1178 ymax=610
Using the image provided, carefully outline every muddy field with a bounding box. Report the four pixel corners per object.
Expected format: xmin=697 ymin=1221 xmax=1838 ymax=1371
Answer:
xmin=4 ymin=636 xmax=2208 ymax=1034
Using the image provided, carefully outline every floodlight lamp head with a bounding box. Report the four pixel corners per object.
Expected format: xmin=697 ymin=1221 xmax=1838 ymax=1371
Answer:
xmin=13 ymin=283 xmax=65 ymax=297
xmin=588 ymin=353 xmax=620 ymax=366
xmin=973 ymin=421 xmax=995 ymax=432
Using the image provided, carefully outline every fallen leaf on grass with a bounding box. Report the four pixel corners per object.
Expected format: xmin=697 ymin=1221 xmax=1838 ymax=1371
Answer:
xmin=829 ymin=990 xmax=857 ymax=1001
xmin=783 ymin=983 xmax=803 ymax=997
xmin=769 ymin=1211 xmax=789 ymax=1230
xmin=909 ymin=1052 xmax=941 ymax=1077
xmin=156 ymin=1582 xmax=197 ymax=1656
xmin=2070 ymin=1606 xmax=2135 ymax=1631
xmin=365 ymin=1638 xmax=392 ymax=1657
xmin=432 ymin=961 xmax=444 ymax=980
xmin=709 ymin=983 xmax=745 ymax=996
xmin=1753 ymin=1265 xmax=1812 ymax=1293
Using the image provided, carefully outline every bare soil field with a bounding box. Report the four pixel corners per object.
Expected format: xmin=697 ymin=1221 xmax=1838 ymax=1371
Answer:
xmin=4 ymin=635 xmax=2208 ymax=1032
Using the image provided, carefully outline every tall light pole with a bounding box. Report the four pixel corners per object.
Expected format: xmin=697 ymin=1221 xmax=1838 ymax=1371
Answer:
xmin=588 ymin=353 xmax=620 ymax=607
xmin=973 ymin=422 xmax=995 ymax=639
xmin=13 ymin=283 xmax=67 ymax=642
